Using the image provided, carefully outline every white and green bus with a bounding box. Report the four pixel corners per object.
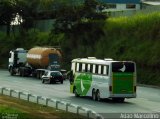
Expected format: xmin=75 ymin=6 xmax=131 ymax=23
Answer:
xmin=70 ymin=57 xmax=137 ymax=102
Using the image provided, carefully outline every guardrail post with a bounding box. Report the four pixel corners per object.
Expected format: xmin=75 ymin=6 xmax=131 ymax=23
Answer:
xmin=66 ymin=103 xmax=70 ymax=112
xmin=27 ymin=94 xmax=31 ymax=102
xmin=18 ymin=92 xmax=21 ymax=99
xmin=37 ymin=96 xmax=41 ymax=104
xmin=77 ymin=106 xmax=81 ymax=115
xmin=87 ymin=110 xmax=91 ymax=119
xmin=1 ymin=87 xmax=5 ymax=95
xmin=56 ymin=101 xmax=60 ymax=109
xmin=46 ymin=98 xmax=50 ymax=106
xmin=10 ymin=90 xmax=14 ymax=97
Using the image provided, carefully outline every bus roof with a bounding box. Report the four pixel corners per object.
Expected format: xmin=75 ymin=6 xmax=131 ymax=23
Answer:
xmin=72 ymin=58 xmax=135 ymax=65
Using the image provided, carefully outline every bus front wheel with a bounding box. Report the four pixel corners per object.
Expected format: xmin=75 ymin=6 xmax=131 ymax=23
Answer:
xmin=74 ymin=88 xmax=79 ymax=97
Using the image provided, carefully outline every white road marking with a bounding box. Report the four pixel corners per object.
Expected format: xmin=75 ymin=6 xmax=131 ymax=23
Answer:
xmin=138 ymin=97 xmax=149 ymax=101
xmin=61 ymin=99 xmax=71 ymax=103
xmin=84 ymin=104 xmax=96 ymax=108
xmin=152 ymin=109 xmax=160 ymax=113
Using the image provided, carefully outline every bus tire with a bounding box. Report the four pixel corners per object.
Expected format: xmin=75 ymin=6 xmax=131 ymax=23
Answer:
xmin=74 ymin=87 xmax=79 ymax=97
xmin=96 ymin=90 xmax=101 ymax=101
xmin=92 ymin=89 xmax=96 ymax=101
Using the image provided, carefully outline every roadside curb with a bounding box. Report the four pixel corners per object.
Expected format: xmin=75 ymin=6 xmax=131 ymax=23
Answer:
xmin=138 ymin=84 xmax=160 ymax=89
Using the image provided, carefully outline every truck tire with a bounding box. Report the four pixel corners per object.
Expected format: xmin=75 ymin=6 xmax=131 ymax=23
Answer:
xmin=22 ymin=70 xmax=25 ymax=77
xmin=10 ymin=67 xmax=14 ymax=76
xmin=42 ymin=79 xmax=45 ymax=84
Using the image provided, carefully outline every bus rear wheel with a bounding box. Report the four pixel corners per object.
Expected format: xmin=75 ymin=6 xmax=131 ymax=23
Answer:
xmin=92 ymin=90 xmax=96 ymax=101
xmin=96 ymin=90 xmax=100 ymax=101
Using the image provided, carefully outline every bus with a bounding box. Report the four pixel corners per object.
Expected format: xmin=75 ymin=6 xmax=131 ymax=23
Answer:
xmin=70 ymin=57 xmax=137 ymax=102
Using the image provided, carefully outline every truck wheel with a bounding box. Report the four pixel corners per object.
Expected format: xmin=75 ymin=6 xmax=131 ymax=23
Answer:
xmin=19 ymin=70 xmax=22 ymax=77
xmin=10 ymin=68 xmax=14 ymax=76
xmin=36 ymin=72 xmax=40 ymax=79
xmin=48 ymin=79 xmax=51 ymax=84
xmin=42 ymin=79 xmax=45 ymax=84
xmin=22 ymin=70 xmax=25 ymax=77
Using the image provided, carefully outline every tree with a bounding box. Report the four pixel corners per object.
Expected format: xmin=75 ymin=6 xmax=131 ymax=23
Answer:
xmin=0 ymin=0 xmax=16 ymax=35
xmin=15 ymin=0 xmax=40 ymax=31
xmin=51 ymin=0 xmax=107 ymax=34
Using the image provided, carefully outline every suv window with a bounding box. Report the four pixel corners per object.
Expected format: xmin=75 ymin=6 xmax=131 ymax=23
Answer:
xmin=44 ymin=71 xmax=48 ymax=76
xmin=51 ymin=72 xmax=61 ymax=76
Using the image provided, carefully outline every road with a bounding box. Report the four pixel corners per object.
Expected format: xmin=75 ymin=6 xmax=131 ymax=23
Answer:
xmin=0 ymin=70 xmax=160 ymax=118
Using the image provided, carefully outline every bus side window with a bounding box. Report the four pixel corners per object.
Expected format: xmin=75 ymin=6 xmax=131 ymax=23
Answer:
xmin=85 ymin=64 xmax=88 ymax=72
xmin=79 ymin=63 xmax=82 ymax=72
xmin=90 ymin=64 xmax=93 ymax=73
xmin=103 ymin=66 xmax=107 ymax=75
xmin=75 ymin=63 xmax=77 ymax=72
xmin=95 ymin=65 xmax=98 ymax=74
xmin=76 ymin=63 xmax=79 ymax=72
xmin=82 ymin=63 xmax=85 ymax=72
xmin=106 ymin=65 xmax=109 ymax=75
xmin=93 ymin=65 xmax=95 ymax=73
xmin=101 ymin=65 xmax=104 ymax=75
xmin=88 ymin=64 xmax=90 ymax=72
xmin=98 ymin=65 xmax=101 ymax=74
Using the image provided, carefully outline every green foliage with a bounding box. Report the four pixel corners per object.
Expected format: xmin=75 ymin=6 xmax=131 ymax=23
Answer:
xmin=0 ymin=0 xmax=17 ymax=35
xmin=0 ymin=10 xmax=160 ymax=86
xmin=97 ymin=12 xmax=160 ymax=86
xmin=58 ymin=12 xmax=160 ymax=86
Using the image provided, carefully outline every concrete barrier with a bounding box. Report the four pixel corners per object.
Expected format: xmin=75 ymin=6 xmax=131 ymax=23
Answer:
xmin=0 ymin=87 xmax=104 ymax=119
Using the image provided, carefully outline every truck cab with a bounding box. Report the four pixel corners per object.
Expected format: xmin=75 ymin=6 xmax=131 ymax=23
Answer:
xmin=8 ymin=48 xmax=27 ymax=75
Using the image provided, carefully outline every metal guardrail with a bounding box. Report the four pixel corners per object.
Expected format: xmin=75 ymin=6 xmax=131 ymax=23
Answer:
xmin=0 ymin=87 xmax=104 ymax=119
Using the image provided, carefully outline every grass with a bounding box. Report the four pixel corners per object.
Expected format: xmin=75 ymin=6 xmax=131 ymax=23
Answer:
xmin=0 ymin=95 xmax=86 ymax=119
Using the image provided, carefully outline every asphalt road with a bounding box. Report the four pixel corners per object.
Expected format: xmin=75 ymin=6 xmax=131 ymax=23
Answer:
xmin=0 ymin=70 xmax=160 ymax=117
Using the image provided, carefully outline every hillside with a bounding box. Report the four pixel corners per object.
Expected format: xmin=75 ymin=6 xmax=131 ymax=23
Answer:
xmin=0 ymin=12 xmax=160 ymax=86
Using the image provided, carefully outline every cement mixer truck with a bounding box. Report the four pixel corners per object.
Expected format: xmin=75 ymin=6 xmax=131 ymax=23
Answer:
xmin=8 ymin=47 xmax=62 ymax=79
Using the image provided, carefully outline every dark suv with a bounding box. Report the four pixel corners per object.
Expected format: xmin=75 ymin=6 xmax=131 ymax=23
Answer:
xmin=41 ymin=71 xmax=63 ymax=84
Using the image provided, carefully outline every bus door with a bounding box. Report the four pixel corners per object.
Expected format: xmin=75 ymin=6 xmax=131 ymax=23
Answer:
xmin=111 ymin=62 xmax=136 ymax=94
